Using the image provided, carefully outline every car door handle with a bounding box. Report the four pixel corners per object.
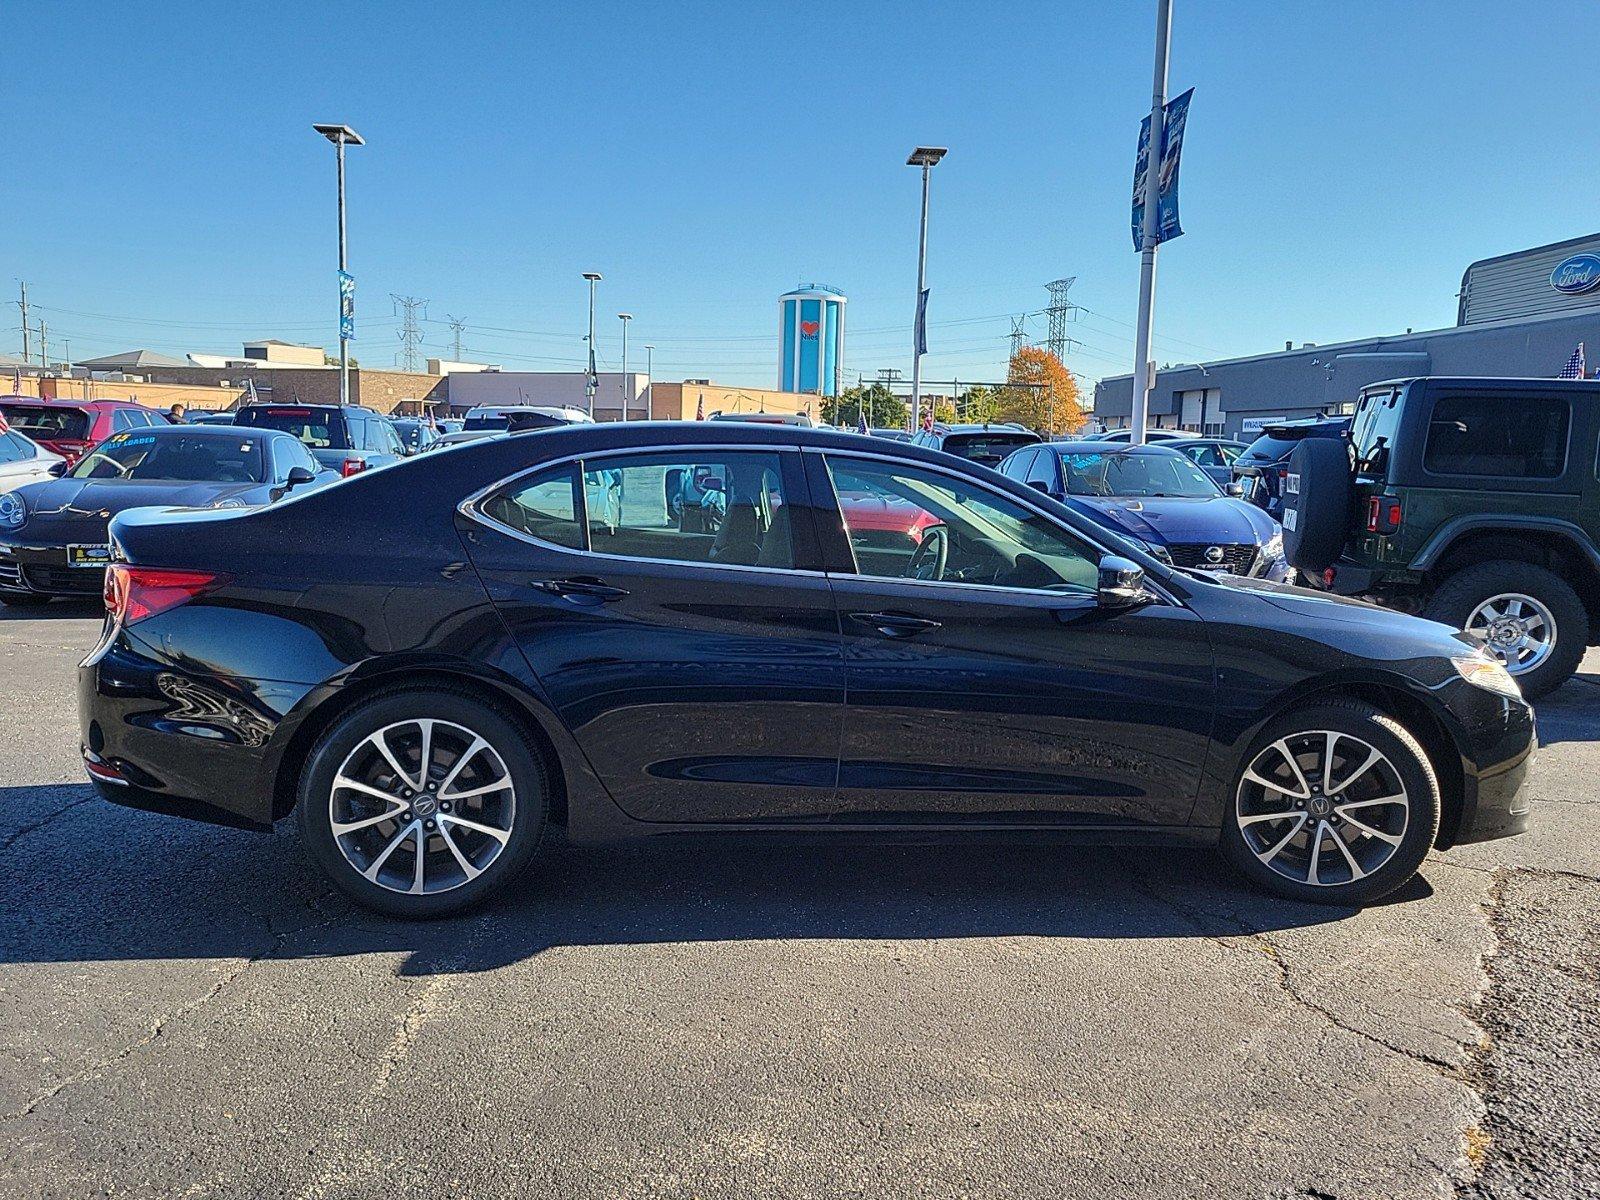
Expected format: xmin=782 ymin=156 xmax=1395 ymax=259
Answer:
xmin=534 ymin=576 xmax=630 ymax=602
xmin=849 ymin=610 xmax=942 ymax=638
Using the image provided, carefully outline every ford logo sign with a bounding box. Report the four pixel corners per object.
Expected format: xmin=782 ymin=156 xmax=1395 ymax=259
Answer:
xmin=1550 ymin=252 xmax=1600 ymax=295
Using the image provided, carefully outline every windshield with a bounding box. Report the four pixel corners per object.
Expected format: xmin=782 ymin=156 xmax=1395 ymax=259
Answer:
xmin=1058 ymin=450 xmax=1220 ymax=498
xmin=1349 ymin=388 xmax=1401 ymax=476
xmin=236 ymin=407 xmax=349 ymax=450
xmin=1 ymin=404 xmax=90 ymax=441
xmin=70 ymin=431 xmax=265 ymax=482
xmin=941 ymin=432 xmax=1039 ymax=465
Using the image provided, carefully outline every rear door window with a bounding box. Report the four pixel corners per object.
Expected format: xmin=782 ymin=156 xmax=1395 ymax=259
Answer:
xmin=480 ymin=464 xmax=585 ymax=549
xmin=1424 ymin=394 xmax=1569 ymax=478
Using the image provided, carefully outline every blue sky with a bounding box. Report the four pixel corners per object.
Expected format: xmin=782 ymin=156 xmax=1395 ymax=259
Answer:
xmin=5 ymin=1 xmax=1593 ymax=391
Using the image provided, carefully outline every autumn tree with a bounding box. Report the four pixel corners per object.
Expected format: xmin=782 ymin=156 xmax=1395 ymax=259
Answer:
xmin=823 ymin=382 xmax=907 ymax=430
xmin=995 ymin=346 xmax=1085 ymax=435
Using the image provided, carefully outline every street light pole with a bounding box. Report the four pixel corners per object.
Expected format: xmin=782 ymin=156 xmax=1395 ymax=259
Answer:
xmin=313 ymin=124 xmax=364 ymax=410
xmin=1129 ymin=0 xmax=1172 ymax=447
xmin=617 ymin=313 xmax=632 ymax=421
xmin=643 ymin=344 xmax=654 ymax=419
xmin=906 ymin=146 xmax=947 ymax=434
xmin=582 ymin=273 xmax=602 ymax=417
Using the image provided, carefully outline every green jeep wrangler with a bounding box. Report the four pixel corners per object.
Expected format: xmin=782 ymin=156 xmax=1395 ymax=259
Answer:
xmin=1284 ymin=375 xmax=1600 ymax=699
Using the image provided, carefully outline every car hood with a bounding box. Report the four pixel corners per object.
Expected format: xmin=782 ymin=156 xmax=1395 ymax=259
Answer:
xmin=1205 ymin=571 xmax=1476 ymax=643
xmin=1071 ymin=495 xmax=1277 ymax=546
xmin=11 ymin=477 xmax=261 ymax=536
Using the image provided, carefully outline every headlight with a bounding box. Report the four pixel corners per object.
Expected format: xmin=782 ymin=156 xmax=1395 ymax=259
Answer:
xmin=1148 ymin=543 xmax=1173 ymax=565
xmin=1452 ymin=652 xmax=1523 ymax=700
xmin=0 ymin=491 xmax=25 ymax=531
xmin=1260 ymin=530 xmax=1283 ymax=560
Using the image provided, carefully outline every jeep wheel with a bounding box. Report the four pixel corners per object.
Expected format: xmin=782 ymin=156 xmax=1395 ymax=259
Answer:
xmin=1423 ymin=560 xmax=1587 ymax=700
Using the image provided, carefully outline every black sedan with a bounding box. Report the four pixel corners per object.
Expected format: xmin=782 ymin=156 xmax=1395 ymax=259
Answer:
xmin=79 ymin=423 xmax=1534 ymax=917
xmin=0 ymin=425 xmax=336 ymax=604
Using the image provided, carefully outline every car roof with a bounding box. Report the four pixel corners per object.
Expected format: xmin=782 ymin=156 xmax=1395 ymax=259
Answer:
xmin=1043 ymin=440 xmax=1185 ymax=456
xmin=0 ymin=395 xmax=150 ymax=409
xmin=934 ymin=423 xmax=1032 ymax=434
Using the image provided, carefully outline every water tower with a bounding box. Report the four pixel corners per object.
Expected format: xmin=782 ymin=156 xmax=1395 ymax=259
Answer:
xmin=778 ymin=285 xmax=846 ymax=396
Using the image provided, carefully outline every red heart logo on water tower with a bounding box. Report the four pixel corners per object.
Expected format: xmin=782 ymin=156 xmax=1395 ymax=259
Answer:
xmin=800 ymin=321 xmax=820 ymax=339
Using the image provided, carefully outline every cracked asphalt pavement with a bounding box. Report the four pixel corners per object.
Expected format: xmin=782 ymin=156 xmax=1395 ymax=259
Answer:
xmin=1 ymin=601 xmax=1596 ymax=1199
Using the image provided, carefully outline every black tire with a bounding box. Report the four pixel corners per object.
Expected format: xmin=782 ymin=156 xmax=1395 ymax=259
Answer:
xmin=294 ymin=688 xmax=549 ymax=918
xmin=1422 ymin=560 xmax=1587 ymax=700
xmin=0 ymin=592 xmax=51 ymax=608
xmin=1221 ymin=701 xmax=1441 ymax=907
xmin=1281 ymin=436 xmax=1351 ymax=574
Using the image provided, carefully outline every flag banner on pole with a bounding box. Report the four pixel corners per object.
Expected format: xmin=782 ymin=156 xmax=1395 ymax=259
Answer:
xmin=922 ymin=406 xmax=934 ymax=434
xmin=857 ymin=409 xmax=869 ymax=434
xmin=695 ymin=395 xmax=705 ymax=421
xmin=1131 ymin=87 xmax=1194 ymax=250
xmin=338 ymin=271 xmax=356 ymax=340
xmin=915 ymin=289 xmax=930 ymax=356
xmin=1558 ymin=343 xmax=1586 ymax=379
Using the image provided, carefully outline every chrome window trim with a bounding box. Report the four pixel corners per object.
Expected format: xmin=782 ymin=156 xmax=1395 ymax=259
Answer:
xmin=457 ymin=444 xmax=828 ymax=581
xmin=455 ymin=439 xmax=1179 ymax=605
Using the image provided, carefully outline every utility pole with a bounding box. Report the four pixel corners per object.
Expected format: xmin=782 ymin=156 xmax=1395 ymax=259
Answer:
xmin=38 ymin=321 xmax=47 ymax=370
xmin=582 ymin=273 xmax=602 ymax=417
xmin=391 ymin=295 xmax=428 ymax=371
xmin=617 ymin=313 xmax=632 ymax=421
xmin=446 ymin=315 xmax=466 ymax=362
xmin=643 ymin=344 xmax=654 ymax=419
xmin=17 ymin=282 xmax=29 ymax=364
xmin=1130 ymin=0 xmax=1173 ymax=446
xmin=906 ymin=146 xmax=947 ymax=433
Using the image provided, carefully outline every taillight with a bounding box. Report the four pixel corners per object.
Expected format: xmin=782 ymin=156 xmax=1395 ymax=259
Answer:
xmin=104 ymin=565 xmax=227 ymax=626
xmin=341 ymin=458 xmax=366 ymax=477
xmin=1365 ymin=495 xmax=1402 ymax=534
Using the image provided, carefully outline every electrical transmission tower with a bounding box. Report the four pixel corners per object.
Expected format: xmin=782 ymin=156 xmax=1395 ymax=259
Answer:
xmin=445 ymin=315 xmax=466 ymax=362
xmin=1009 ymin=314 xmax=1029 ymax=361
xmin=1044 ymin=277 xmax=1078 ymax=361
xmin=391 ymin=295 xmax=429 ymax=371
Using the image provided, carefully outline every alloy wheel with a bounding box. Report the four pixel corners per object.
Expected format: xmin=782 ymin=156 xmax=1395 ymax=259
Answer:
xmin=1465 ymin=592 xmax=1555 ymax=676
xmin=1235 ymin=730 xmax=1410 ymax=888
xmin=328 ymin=718 xmax=516 ymax=895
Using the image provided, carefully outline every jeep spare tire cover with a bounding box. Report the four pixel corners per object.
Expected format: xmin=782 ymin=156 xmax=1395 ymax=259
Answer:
xmin=1282 ymin=436 xmax=1351 ymax=573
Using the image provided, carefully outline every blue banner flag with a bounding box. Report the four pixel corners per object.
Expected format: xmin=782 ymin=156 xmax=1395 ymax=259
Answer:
xmin=915 ymin=288 xmax=930 ymax=356
xmin=1131 ymin=87 xmax=1194 ymax=250
xmin=338 ymin=270 xmax=356 ymax=340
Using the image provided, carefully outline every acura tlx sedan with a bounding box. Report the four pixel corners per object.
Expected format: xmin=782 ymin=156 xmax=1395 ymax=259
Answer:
xmin=79 ymin=423 xmax=1535 ymax=917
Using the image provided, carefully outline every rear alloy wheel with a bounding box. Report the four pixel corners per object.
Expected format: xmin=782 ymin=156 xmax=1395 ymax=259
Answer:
xmin=1221 ymin=702 xmax=1439 ymax=906
xmin=297 ymin=690 xmax=547 ymax=917
xmin=1424 ymin=561 xmax=1586 ymax=700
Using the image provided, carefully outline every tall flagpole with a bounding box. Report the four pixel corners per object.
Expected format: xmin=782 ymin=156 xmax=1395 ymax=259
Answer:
xmin=1129 ymin=0 xmax=1172 ymax=447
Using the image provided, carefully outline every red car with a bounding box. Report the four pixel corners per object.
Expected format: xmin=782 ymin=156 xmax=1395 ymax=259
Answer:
xmin=0 ymin=396 xmax=172 ymax=466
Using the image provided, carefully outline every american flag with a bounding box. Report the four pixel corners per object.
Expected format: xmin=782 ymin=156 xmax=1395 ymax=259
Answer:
xmin=856 ymin=409 xmax=868 ymax=434
xmin=1559 ymin=343 xmax=1586 ymax=379
xmin=694 ymin=394 xmax=704 ymax=420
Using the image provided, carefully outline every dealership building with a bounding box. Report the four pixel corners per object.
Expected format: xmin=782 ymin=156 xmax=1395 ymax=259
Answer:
xmin=1093 ymin=233 xmax=1600 ymax=437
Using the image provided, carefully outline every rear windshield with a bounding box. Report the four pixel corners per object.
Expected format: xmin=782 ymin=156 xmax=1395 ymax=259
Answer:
xmin=941 ymin=432 xmax=1040 ymax=465
xmin=1349 ymin=388 xmax=1402 ymax=476
xmin=70 ymin=431 xmax=265 ymax=482
xmin=463 ymin=413 xmax=510 ymax=431
xmin=1 ymin=404 xmax=90 ymax=441
xmin=236 ymin=407 xmax=349 ymax=450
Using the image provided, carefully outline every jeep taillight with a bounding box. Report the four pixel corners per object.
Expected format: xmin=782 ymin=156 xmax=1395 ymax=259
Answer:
xmin=341 ymin=458 xmax=366 ymax=477
xmin=104 ymin=565 xmax=228 ymax=626
xmin=1366 ymin=495 xmax=1402 ymax=534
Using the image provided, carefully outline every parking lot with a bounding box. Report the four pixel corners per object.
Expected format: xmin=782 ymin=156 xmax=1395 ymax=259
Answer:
xmin=0 ymin=601 xmax=1590 ymax=1199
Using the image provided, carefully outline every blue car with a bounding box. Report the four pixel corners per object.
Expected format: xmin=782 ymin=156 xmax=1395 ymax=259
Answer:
xmin=998 ymin=440 xmax=1290 ymax=582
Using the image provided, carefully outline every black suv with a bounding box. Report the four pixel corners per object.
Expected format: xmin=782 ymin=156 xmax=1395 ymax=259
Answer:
xmin=1232 ymin=416 xmax=1352 ymax=518
xmin=1284 ymin=376 xmax=1600 ymax=698
xmin=912 ymin=423 xmax=1041 ymax=467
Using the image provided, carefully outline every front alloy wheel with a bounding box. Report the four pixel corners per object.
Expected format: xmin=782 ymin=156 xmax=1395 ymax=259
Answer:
xmin=297 ymin=690 xmax=547 ymax=917
xmin=1222 ymin=702 xmax=1440 ymax=905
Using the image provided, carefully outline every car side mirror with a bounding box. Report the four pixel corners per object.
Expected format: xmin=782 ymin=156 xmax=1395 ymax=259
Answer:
xmin=48 ymin=461 xmax=69 ymax=478
xmin=1026 ymin=479 xmax=1049 ymax=493
xmin=1226 ymin=480 xmax=1246 ymax=497
xmin=1097 ymin=555 xmax=1148 ymax=607
xmin=284 ymin=466 xmax=317 ymax=489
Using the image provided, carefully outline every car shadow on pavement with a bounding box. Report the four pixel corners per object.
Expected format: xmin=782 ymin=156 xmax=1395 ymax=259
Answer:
xmin=0 ymin=598 xmax=102 ymax=622
xmin=1534 ymin=675 xmax=1600 ymax=747
xmin=0 ymin=784 xmax=1384 ymax=977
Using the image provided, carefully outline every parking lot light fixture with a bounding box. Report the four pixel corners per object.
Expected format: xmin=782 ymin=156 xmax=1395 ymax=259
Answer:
xmin=617 ymin=314 xmax=633 ymax=421
xmin=906 ymin=146 xmax=947 ymax=434
xmin=583 ymin=273 xmax=602 ymax=416
xmin=313 ymin=124 xmax=364 ymax=409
